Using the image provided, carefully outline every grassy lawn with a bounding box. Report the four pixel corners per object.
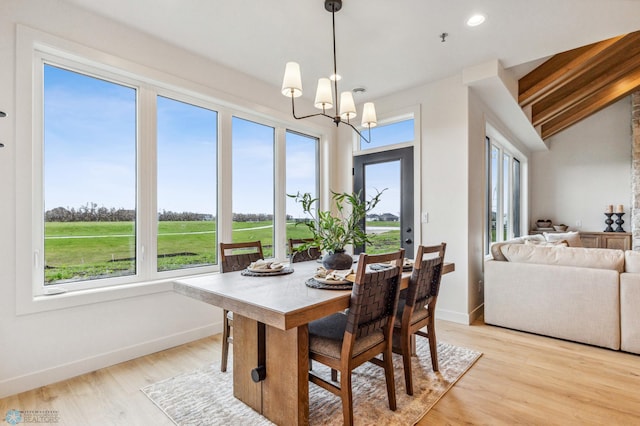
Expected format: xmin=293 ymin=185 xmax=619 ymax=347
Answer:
xmin=44 ymin=220 xmax=402 ymax=284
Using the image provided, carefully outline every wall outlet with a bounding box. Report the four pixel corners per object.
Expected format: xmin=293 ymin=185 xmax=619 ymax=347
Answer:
xmin=421 ymin=212 xmax=429 ymax=223
xmin=575 ymin=220 xmax=582 ymax=228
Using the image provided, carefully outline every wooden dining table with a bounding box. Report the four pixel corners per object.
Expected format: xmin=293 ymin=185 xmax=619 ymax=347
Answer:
xmin=173 ymin=259 xmax=454 ymax=426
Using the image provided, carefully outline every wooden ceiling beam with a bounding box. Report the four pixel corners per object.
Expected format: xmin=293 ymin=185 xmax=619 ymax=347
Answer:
xmin=518 ymin=35 xmax=625 ymax=107
xmin=532 ymin=48 xmax=640 ymax=127
xmin=541 ymin=68 xmax=640 ymax=139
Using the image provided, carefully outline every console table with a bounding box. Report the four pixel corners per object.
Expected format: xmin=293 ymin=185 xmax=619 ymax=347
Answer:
xmin=579 ymin=231 xmax=631 ymax=250
xmin=529 ymin=230 xmax=631 ymax=250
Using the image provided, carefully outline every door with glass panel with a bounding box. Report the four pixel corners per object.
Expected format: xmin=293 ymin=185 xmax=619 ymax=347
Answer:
xmin=353 ymin=147 xmax=414 ymax=258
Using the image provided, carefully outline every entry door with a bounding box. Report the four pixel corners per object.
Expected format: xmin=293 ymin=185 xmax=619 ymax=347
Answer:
xmin=353 ymin=147 xmax=414 ymax=258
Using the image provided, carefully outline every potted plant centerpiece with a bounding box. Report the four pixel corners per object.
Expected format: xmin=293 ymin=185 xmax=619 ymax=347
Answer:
xmin=289 ymin=189 xmax=385 ymax=270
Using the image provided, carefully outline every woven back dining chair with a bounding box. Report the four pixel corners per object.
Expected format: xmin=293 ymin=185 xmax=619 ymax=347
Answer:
xmin=308 ymin=249 xmax=405 ymax=426
xmin=218 ymin=240 xmax=264 ymax=372
xmin=393 ymin=243 xmax=446 ymax=395
xmin=288 ymin=238 xmax=322 ymax=263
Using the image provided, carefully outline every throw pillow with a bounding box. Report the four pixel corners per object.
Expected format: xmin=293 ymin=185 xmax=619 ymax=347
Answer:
xmin=543 ymin=231 xmax=583 ymax=247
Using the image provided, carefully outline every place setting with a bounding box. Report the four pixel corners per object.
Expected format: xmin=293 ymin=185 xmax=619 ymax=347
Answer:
xmin=240 ymin=259 xmax=294 ymax=277
xmin=305 ymin=266 xmax=355 ymax=290
xmin=369 ymin=258 xmax=414 ymax=272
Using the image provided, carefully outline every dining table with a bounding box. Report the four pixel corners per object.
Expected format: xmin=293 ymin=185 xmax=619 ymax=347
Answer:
xmin=173 ymin=258 xmax=455 ymax=426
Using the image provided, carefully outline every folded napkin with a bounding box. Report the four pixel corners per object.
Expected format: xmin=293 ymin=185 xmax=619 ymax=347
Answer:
xmin=249 ymin=259 xmax=284 ymax=271
xmin=315 ymin=266 xmax=353 ymax=281
xmin=381 ymin=258 xmax=413 ymax=267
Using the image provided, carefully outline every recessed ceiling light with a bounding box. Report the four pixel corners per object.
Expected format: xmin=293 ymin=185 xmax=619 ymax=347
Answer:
xmin=466 ymin=14 xmax=486 ymax=27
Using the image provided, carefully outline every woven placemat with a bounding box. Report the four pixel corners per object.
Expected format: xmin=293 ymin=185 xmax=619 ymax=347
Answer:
xmin=305 ymin=277 xmax=352 ymax=290
xmin=241 ymin=267 xmax=294 ymax=277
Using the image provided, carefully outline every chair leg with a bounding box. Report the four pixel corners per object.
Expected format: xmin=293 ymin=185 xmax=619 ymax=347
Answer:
xmin=340 ymin=369 xmax=354 ymax=426
xmin=427 ymin=321 xmax=439 ymax=371
xmin=331 ymin=368 xmax=338 ymax=382
xmin=221 ymin=310 xmax=230 ymax=372
xmin=383 ymin=345 xmax=397 ymax=410
xmin=400 ymin=330 xmax=414 ymax=395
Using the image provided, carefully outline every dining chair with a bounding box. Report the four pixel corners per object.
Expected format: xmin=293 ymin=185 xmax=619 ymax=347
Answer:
xmin=219 ymin=240 xmax=264 ymax=372
xmin=308 ymin=249 xmax=405 ymax=426
xmin=288 ymin=238 xmax=322 ymax=263
xmin=393 ymin=243 xmax=446 ymax=395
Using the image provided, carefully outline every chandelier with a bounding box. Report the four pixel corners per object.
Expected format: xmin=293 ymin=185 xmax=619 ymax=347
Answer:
xmin=281 ymin=0 xmax=376 ymax=143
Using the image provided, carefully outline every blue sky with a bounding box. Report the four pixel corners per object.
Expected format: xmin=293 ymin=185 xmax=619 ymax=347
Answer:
xmin=44 ymin=64 xmax=404 ymax=218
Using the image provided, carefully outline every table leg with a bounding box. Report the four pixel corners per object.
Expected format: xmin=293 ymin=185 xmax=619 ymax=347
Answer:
xmin=263 ymin=324 xmax=309 ymax=426
xmin=233 ymin=314 xmax=262 ymax=413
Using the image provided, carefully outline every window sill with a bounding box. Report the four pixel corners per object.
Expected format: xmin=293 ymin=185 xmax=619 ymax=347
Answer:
xmin=17 ymin=279 xmax=176 ymax=316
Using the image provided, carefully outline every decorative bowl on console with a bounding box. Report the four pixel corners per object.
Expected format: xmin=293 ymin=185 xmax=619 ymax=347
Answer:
xmin=536 ymin=219 xmax=552 ymax=229
xmin=554 ymin=224 xmax=568 ymax=232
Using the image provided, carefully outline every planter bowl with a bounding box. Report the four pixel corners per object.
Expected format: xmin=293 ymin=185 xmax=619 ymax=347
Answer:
xmin=322 ymin=251 xmax=354 ymax=270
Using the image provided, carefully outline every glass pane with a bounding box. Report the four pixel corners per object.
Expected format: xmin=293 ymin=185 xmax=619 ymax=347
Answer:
xmin=286 ymin=131 xmax=318 ymax=250
xmin=364 ymin=161 xmax=401 ymax=254
xmin=513 ymin=159 xmax=521 ymax=237
xmin=360 ymin=119 xmax=414 ymax=150
xmin=157 ymin=96 xmax=217 ymax=271
xmin=503 ymin=153 xmax=510 ymax=240
xmin=490 ymin=145 xmax=499 ymax=244
xmin=43 ymin=64 xmax=136 ymax=284
xmin=232 ymin=117 xmax=274 ymax=257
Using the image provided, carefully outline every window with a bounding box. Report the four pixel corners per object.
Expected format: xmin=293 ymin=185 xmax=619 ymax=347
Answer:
xmin=19 ymin=28 xmax=321 ymax=310
xmin=43 ymin=64 xmax=137 ymax=285
xmin=285 ymin=130 xmax=319 ymax=246
xmin=231 ymin=117 xmax=275 ymax=257
xmin=157 ymin=96 xmax=218 ymax=272
xmin=486 ymin=136 xmax=522 ymax=254
xmin=359 ymin=118 xmax=414 ymax=151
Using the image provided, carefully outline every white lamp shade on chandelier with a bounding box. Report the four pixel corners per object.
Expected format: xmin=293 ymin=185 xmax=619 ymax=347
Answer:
xmin=361 ymin=102 xmax=377 ymax=128
xmin=281 ymin=62 xmax=303 ymax=97
xmin=314 ymin=78 xmax=333 ymax=109
xmin=339 ymin=91 xmax=357 ymax=120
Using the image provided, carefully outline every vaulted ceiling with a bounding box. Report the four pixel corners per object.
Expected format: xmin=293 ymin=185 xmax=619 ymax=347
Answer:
xmin=519 ymin=31 xmax=640 ymax=140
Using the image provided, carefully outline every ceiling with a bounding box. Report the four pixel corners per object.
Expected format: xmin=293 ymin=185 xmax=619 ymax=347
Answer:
xmin=60 ymin=0 xmax=640 ymax=105
xmin=519 ymin=31 xmax=640 ymax=139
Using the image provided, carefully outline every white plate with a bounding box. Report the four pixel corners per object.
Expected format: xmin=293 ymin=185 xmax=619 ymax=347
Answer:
xmin=247 ymin=266 xmax=285 ymax=274
xmin=313 ymin=275 xmax=351 ymax=285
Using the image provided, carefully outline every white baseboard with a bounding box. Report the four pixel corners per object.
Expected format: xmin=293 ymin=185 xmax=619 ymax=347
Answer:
xmin=0 ymin=322 xmax=221 ymax=399
xmin=435 ymin=307 xmax=472 ymax=325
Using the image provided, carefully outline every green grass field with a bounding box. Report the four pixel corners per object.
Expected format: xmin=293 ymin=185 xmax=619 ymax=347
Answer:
xmin=44 ymin=220 xmax=401 ymax=284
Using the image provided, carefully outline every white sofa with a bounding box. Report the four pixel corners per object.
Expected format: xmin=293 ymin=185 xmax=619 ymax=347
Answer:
xmin=484 ymin=235 xmax=640 ymax=354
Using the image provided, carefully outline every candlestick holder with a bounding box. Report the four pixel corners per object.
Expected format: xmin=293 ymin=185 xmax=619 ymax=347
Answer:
xmin=604 ymin=213 xmax=614 ymax=232
xmin=614 ymin=212 xmax=625 ymax=232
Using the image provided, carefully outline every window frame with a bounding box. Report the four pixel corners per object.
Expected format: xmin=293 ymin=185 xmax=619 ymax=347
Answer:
xmin=485 ymin=134 xmax=524 ymax=255
xmin=15 ymin=25 xmax=323 ymax=314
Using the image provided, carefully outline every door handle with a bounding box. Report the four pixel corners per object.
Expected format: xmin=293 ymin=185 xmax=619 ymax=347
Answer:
xmin=405 ymin=239 xmax=413 ymax=244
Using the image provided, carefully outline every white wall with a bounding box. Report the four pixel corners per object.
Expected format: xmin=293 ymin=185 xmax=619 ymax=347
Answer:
xmin=354 ymin=75 xmax=479 ymax=324
xmin=0 ymin=0 xmax=332 ymax=397
xmin=531 ymin=98 xmax=632 ymax=233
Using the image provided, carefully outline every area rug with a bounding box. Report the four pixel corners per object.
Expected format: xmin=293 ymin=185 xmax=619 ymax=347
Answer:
xmin=141 ymin=340 xmax=481 ymax=426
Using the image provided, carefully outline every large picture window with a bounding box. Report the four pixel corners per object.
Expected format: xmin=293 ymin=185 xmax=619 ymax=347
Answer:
xmin=286 ymin=130 xmax=319 ymax=245
xmin=486 ymin=136 xmax=522 ymax=254
xmin=43 ymin=64 xmax=137 ymax=285
xmin=30 ymin=51 xmax=320 ymax=298
xmin=157 ymin=96 xmax=218 ymax=272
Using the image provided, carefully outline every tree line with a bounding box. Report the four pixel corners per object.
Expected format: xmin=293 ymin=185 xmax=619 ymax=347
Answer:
xmin=45 ymin=203 xmax=299 ymax=222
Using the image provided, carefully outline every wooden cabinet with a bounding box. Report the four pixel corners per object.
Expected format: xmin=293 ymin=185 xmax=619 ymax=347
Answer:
xmin=529 ymin=230 xmax=632 ymax=249
xmin=579 ymin=232 xmax=631 ymax=250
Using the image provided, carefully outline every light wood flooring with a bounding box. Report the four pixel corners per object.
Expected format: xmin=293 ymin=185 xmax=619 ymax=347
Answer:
xmin=2 ymin=319 xmax=639 ymax=425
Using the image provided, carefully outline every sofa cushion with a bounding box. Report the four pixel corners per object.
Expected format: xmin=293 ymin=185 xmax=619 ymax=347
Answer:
xmin=524 ymin=239 xmax=568 ymax=247
xmin=543 ymin=231 xmax=583 ymax=247
xmin=500 ymin=244 xmax=624 ymax=272
xmin=625 ymin=250 xmax=640 ymax=273
xmin=489 ymin=235 xmax=545 ymax=261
